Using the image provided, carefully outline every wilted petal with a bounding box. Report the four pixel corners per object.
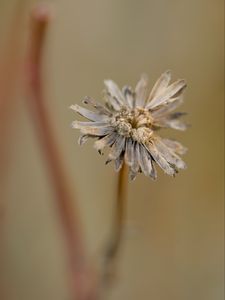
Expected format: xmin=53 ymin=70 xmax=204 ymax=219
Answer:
xmin=137 ymin=143 xmax=153 ymax=177
xmin=154 ymin=138 xmax=186 ymax=170
xmin=147 ymin=79 xmax=186 ymax=109
xmin=164 ymin=119 xmax=188 ymax=131
xmin=71 ymin=120 xmax=110 ymax=129
xmin=152 ymin=115 xmax=188 ymax=131
xmin=145 ymin=141 xmax=176 ymax=176
xmin=124 ymin=138 xmax=134 ymax=166
xmin=130 ymin=142 xmax=140 ymax=174
xmin=122 ymin=86 xmax=134 ymax=108
xmin=94 ymin=132 xmax=117 ymax=153
xmin=104 ymin=80 xmax=125 ymax=106
xmin=151 ymin=95 xmax=184 ymax=117
xmin=150 ymin=160 xmax=157 ymax=180
xmin=135 ymin=74 xmax=148 ymax=107
xmin=108 ymin=135 xmax=126 ymax=160
xmin=129 ymin=169 xmax=138 ymax=181
xmin=115 ymin=153 xmax=124 ymax=172
xmin=104 ymin=93 xmax=122 ymax=111
xmin=82 ymin=96 xmax=112 ymax=116
xmin=79 ymin=125 xmax=114 ymax=136
xmin=78 ymin=135 xmax=90 ymax=146
xmin=70 ymin=104 xmax=109 ymax=122
xmin=147 ymin=70 xmax=171 ymax=103
xmin=162 ymin=139 xmax=187 ymax=155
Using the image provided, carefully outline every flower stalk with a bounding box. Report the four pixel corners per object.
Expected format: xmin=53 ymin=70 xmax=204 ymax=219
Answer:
xmin=102 ymin=163 xmax=128 ymax=285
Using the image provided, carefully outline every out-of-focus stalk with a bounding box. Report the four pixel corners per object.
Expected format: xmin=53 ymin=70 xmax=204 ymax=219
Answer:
xmin=25 ymin=5 xmax=98 ymax=300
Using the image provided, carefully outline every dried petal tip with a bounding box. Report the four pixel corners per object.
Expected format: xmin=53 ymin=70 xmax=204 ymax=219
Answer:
xmin=70 ymin=70 xmax=188 ymax=180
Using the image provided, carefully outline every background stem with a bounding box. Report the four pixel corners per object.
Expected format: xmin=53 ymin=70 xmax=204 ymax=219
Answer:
xmin=25 ymin=5 xmax=97 ymax=300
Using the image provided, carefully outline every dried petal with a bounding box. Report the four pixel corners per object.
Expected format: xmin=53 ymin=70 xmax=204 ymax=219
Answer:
xmin=124 ymin=138 xmax=134 ymax=166
xmin=130 ymin=142 xmax=140 ymax=174
xmin=148 ymin=70 xmax=171 ymax=102
xmin=83 ymin=96 xmax=112 ymax=116
xmin=108 ymin=135 xmax=126 ymax=160
xmin=147 ymin=79 xmax=186 ymax=109
xmin=146 ymin=141 xmax=176 ymax=176
xmin=135 ymin=74 xmax=148 ymax=107
xmin=78 ymin=135 xmax=90 ymax=146
xmin=104 ymin=80 xmax=125 ymax=106
xmin=151 ymin=95 xmax=184 ymax=117
xmin=162 ymin=139 xmax=187 ymax=155
xmin=115 ymin=153 xmax=124 ymax=172
xmin=79 ymin=125 xmax=114 ymax=136
xmin=137 ymin=143 xmax=153 ymax=177
xmin=154 ymin=138 xmax=186 ymax=170
xmin=70 ymin=104 xmax=109 ymax=122
xmin=94 ymin=132 xmax=117 ymax=152
xmin=122 ymin=86 xmax=134 ymax=108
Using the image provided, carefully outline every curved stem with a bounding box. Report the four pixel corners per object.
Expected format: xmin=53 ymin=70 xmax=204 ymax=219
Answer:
xmin=25 ymin=5 xmax=97 ymax=300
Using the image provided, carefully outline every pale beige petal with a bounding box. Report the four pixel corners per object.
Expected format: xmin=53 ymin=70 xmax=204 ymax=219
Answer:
xmin=152 ymin=116 xmax=188 ymax=131
xmin=70 ymin=104 xmax=109 ymax=122
xmin=78 ymin=135 xmax=90 ymax=146
xmin=151 ymin=95 xmax=184 ymax=117
xmin=94 ymin=132 xmax=117 ymax=153
xmin=162 ymin=139 xmax=187 ymax=155
xmin=108 ymin=135 xmax=126 ymax=160
xmin=135 ymin=74 xmax=148 ymax=107
xmin=145 ymin=142 xmax=176 ymax=176
xmin=122 ymin=86 xmax=134 ymax=108
xmin=114 ymin=154 xmax=124 ymax=172
xmin=82 ymin=96 xmax=112 ymax=115
xmin=130 ymin=142 xmax=140 ymax=178
xmin=124 ymin=138 xmax=134 ymax=166
xmin=147 ymin=70 xmax=171 ymax=102
xmin=154 ymin=138 xmax=186 ymax=170
xmin=71 ymin=120 xmax=110 ymax=129
xmin=104 ymin=92 xmax=122 ymax=111
xmin=104 ymin=80 xmax=125 ymax=106
xmin=147 ymin=79 xmax=186 ymax=109
xmin=77 ymin=125 xmax=114 ymax=136
xmin=137 ymin=143 xmax=153 ymax=177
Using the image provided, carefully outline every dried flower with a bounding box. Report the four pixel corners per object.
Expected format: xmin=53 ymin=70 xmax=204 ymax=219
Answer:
xmin=71 ymin=70 xmax=188 ymax=180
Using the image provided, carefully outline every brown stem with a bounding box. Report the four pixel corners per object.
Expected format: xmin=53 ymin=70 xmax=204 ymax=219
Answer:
xmin=102 ymin=163 xmax=128 ymax=285
xmin=25 ymin=5 xmax=97 ymax=300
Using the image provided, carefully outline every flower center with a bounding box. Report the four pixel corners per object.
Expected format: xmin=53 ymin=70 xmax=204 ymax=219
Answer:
xmin=111 ymin=108 xmax=154 ymax=143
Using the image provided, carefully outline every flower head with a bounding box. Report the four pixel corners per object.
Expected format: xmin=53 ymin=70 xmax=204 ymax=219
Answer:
xmin=71 ymin=70 xmax=188 ymax=180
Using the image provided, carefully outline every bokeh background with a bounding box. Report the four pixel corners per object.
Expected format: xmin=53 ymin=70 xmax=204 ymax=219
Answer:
xmin=0 ymin=0 xmax=224 ymax=299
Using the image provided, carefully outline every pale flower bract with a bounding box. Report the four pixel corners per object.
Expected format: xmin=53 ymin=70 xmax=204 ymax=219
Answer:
xmin=71 ymin=70 xmax=188 ymax=180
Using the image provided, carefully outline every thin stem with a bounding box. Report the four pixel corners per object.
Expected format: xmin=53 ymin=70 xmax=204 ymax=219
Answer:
xmin=102 ymin=163 xmax=128 ymax=285
xmin=25 ymin=5 xmax=97 ymax=300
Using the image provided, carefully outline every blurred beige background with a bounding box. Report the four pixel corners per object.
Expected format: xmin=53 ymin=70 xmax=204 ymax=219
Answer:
xmin=0 ymin=0 xmax=224 ymax=299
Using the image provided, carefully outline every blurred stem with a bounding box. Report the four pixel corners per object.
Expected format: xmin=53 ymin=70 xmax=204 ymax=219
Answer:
xmin=25 ymin=5 xmax=97 ymax=300
xmin=103 ymin=163 xmax=128 ymax=285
